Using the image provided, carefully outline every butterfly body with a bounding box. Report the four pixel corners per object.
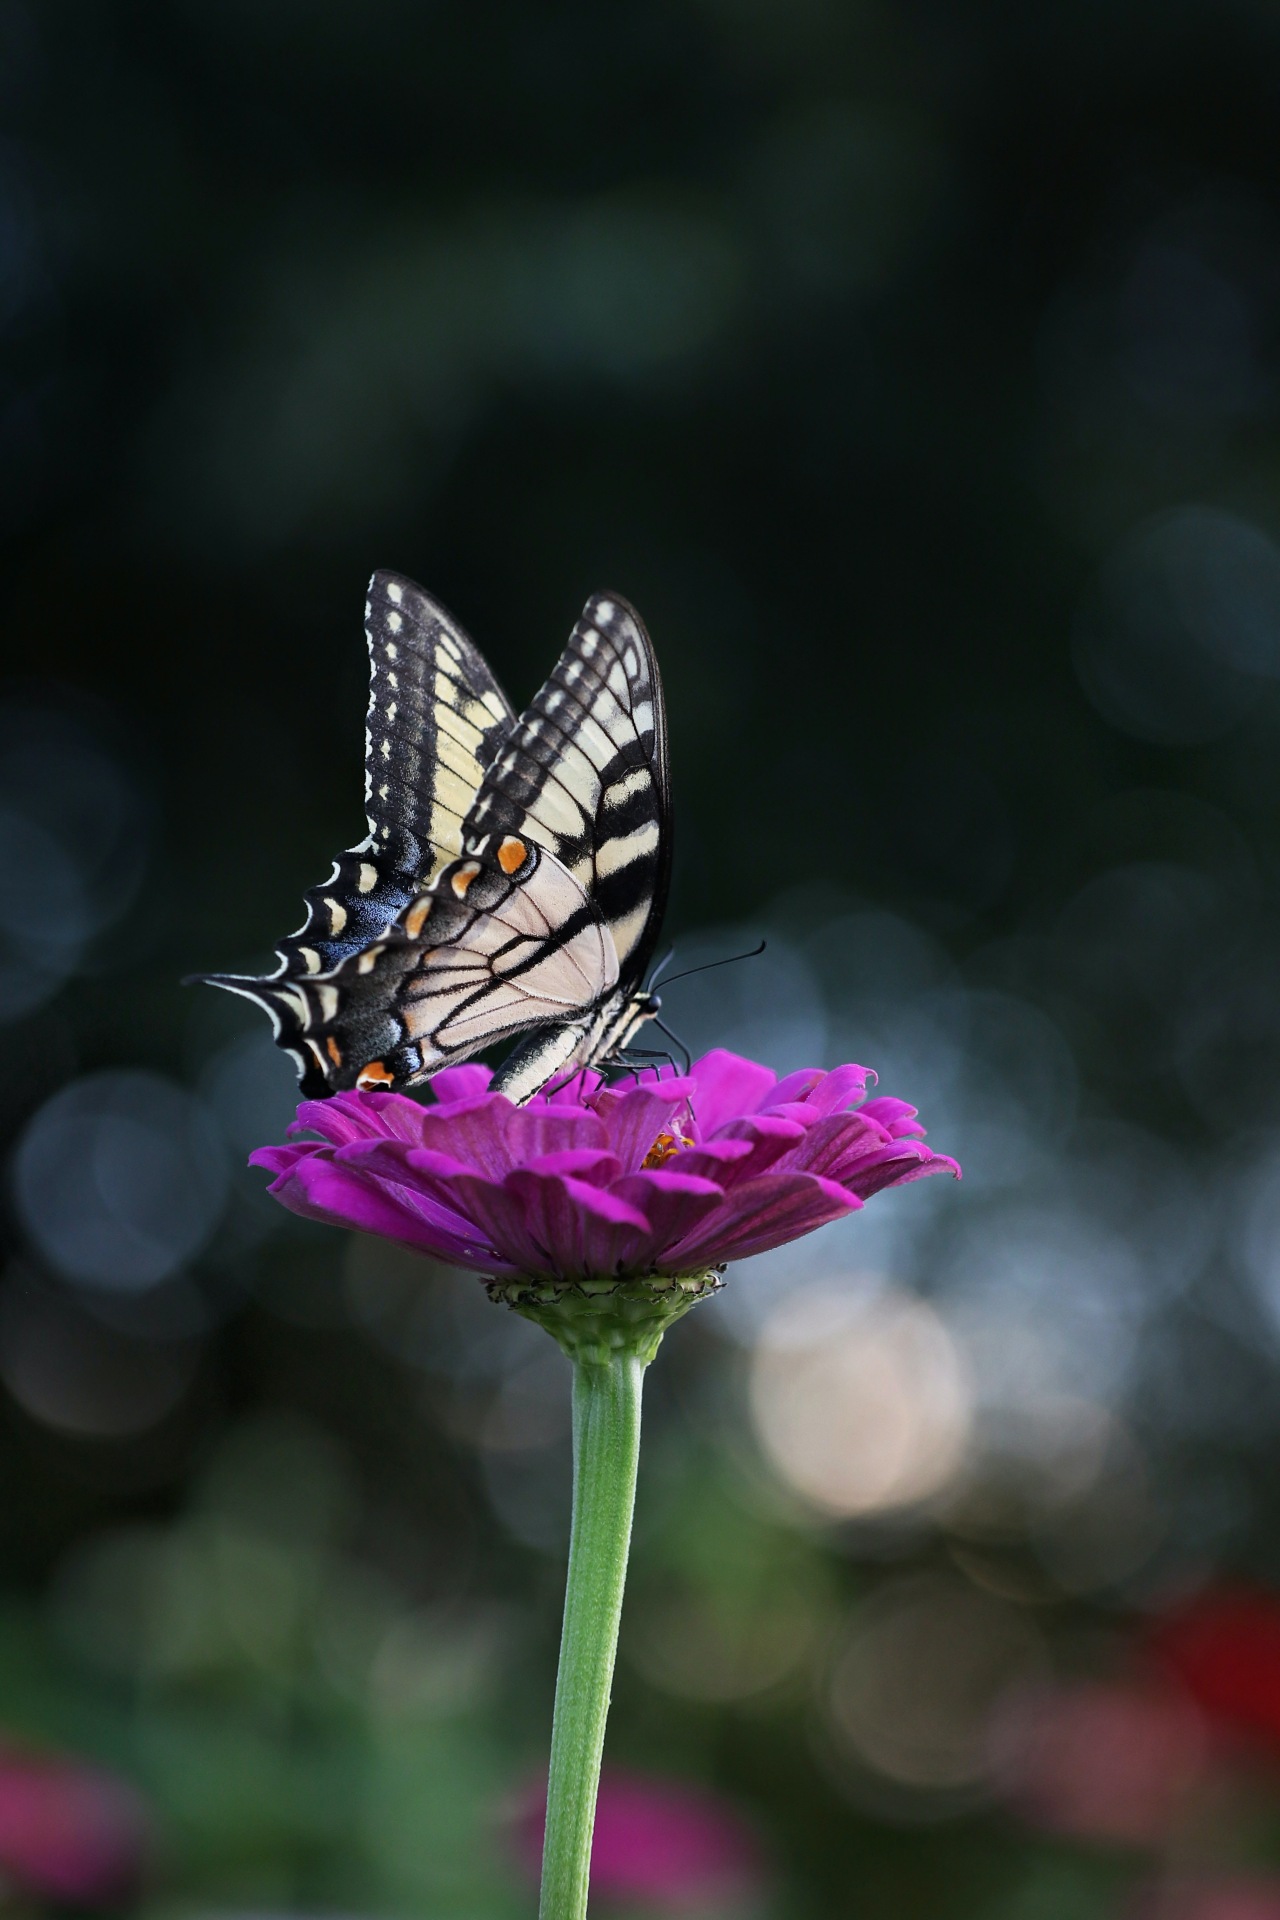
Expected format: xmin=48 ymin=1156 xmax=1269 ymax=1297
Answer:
xmin=198 ymin=574 xmax=671 ymax=1103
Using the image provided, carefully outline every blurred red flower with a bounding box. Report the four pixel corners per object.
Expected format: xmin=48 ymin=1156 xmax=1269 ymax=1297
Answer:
xmin=514 ymin=1768 xmax=765 ymax=1910
xmin=990 ymin=1679 xmax=1210 ymax=1846
xmin=1151 ymin=1587 xmax=1280 ymax=1752
xmin=0 ymin=1744 xmax=151 ymax=1905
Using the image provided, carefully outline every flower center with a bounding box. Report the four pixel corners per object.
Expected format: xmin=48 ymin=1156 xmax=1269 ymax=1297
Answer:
xmin=641 ymin=1129 xmax=695 ymax=1169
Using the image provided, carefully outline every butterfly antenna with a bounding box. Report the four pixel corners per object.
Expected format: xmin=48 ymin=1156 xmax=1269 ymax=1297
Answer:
xmin=646 ymin=945 xmax=678 ymax=990
xmin=653 ymin=1016 xmax=692 ymax=1076
xmin=658 ymin=940 xmax=766 ymax=990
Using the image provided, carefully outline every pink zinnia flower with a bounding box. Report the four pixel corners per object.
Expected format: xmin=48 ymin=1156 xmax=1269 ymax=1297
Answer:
xmin=0 ymin=1744 xmax=152 ymax=1906
xmin=249 ymin=1049 xmax=958 ymax=1280
xmin=514 ymin=1768 xmax=765 ymax=1910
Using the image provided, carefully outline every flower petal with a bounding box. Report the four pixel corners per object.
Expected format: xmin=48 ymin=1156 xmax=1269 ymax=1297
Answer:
xmin=799 ymin=1063 xmax=876 ymax=1117
xmin=610 ymin=1172 xmax=726 ymax=1257
xmin=286 ymin=1092 xmax=401 ymax=1147
xmin=262 ymin=1150 xmax=514 ymax=1271
xmin=860 ymin=1094 xmax=925 ymax=1139
xmin=503 ymin=1106 xmax=610 ymax=1164
xmin=674 ymin=1117 xmax=806 ymax=1187
xmin=768 ymin=1066 xmax=825 ymax=1106
xmin=249 ymin=1142 xmax=314 ymax=1178
xmin=659 ymin=1171 xmax=859 ymax=1269
xmin=427 ymin=1064 xmax=494 ymax=1105
xmin=437 ymin=1168 xmax=652 ymax=1277
xmin=593 ymin=1084 xmax=693 ymax=1172
xmin=522 ymin=1148 xmax=623 ymax=1187
xmin=686 ymin=1051 xmax=778 ymax=1134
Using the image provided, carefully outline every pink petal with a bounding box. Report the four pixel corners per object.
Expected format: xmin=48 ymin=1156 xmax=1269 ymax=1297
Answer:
xmin=611 ymin=1171 xmax=726 ymax=1256
xmin=503 ymin=1106 xmax=610 ymax=1165
xmin=426 ymin=1063 xmax=494 ymax=1105
xmin=267 ymin=1152 xmax=513 ymax=1271
xmin=686 ymin=1050 xmax=778 ymax=1133
xmin=425 ymin=1172 xmax=555 ymax=1273
xmin=593 ymin=1084 xmax=693 ymax=1172
xmin=800 ymin=1062 xmax=876 ymax=1117
xmin=704 ymin=1113 xmax=808 ymax=1175
xmin=286 ymin=1092 xmax=396 ymax=1147
xmin=660 ymin=1171 xmax=858 ymax=1268
xmin=860 ymin=1094 xmax=925 ymax=1139
xmin=502 ymin=1168 xmax=654 ymax=1278
xmin=249 ymin=1142 xmax=314 ymax=1178
xmin=768 ymin=1066 xmax=826 ymax=1105
xmin=522 ymin=1148 xmax=623 ymax=1187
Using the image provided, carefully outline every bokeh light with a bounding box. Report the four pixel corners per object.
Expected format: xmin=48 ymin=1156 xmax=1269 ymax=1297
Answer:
xmin=750 ymin=1282 xmax=971 ymax=1519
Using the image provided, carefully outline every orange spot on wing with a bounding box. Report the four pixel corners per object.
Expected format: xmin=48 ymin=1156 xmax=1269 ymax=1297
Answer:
xmin=325 ymin=1037 xmax=343 ymax=1068
xmin=357 ymin=1060 xmax=395 ymax=1089
xmin=403 ymin=897 xmax=432 ymax=938
xmin=452 ymin=861 xmax=481 ymax=898
xmin=497 ymin=835 xmax=528 ymax=875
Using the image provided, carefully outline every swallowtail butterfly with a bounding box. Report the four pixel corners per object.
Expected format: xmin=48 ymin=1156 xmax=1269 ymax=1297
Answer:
xmin=197 ymin=572 xmax=672 ymax=1105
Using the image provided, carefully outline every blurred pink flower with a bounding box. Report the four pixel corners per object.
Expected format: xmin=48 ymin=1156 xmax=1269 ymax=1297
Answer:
xmin=0 ymin=1744 xmax=151 ymax=1904
xmin=515 ymin=1768 xmax=765 ymax=1910
xmin=251 ymin=1050 xmax=957 ymax=1282
xmin=990 ymin=1679 xmax=1210 ymax=1846
xmin=1129 ymin=1877 xmax=1280 ymax=1920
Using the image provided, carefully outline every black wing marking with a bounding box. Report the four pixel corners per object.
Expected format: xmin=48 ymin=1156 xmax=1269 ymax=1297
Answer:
xmin=196 ymin=571 xmax=516 ymax=1092
xmin=463 ymin=592 xmax=672 ymax=994
xmin=285 ymin=837 xmax=617 ymax=1094
xmin=260 ymin=594 xmax=673 ymax=1101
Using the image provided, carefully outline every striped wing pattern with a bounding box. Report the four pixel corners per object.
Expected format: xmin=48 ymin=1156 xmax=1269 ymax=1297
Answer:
xmin=197 ymin=571 xmax=515 ymax=1094
xmin=465 ymin=592 xmax=671 ymax=994
xmin=298 ymin=838 xmax=620 ymax=1092
xmin=290 ymin=593 xmax=672 ymax=1097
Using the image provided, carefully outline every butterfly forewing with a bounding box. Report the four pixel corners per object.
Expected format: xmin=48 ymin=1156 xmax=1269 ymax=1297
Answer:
xmin=465 ymin=592 xmax=671 ymax=994
xmin=294 ymin=593 xmax=672 ymax=1096
xmin=196 ymin=571 xmax=515 ymax=1093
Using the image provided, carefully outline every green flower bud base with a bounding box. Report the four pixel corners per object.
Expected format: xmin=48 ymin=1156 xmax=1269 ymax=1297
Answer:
xmin=485 ymin=1274 xmax=723 ymax=1919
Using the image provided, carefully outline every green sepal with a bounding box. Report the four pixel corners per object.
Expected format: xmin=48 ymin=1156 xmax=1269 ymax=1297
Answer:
xmin=485 ymin=1271 xmax=724 ymax=1366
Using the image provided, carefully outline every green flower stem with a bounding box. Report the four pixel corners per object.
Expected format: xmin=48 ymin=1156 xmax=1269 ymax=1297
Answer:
xmin=485 ymin=1275 xmax=722 ymax=1920
xmin=541 ymin=1346 xmax=644 ymax=1919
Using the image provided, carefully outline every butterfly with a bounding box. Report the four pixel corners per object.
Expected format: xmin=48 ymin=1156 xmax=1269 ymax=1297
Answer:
xmin=197 ymin=571 xmax=672 ymax=1105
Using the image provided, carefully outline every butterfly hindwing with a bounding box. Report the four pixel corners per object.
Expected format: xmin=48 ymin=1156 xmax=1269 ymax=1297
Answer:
xmin=197 ymin=571 xmax=516 ymax=1093
xmin=301 ymin=837 xmax=618 ymax=1091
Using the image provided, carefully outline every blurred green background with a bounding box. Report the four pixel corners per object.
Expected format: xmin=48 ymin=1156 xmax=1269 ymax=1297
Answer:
xmin=6 ymin=2 xmax=1280 ymax=1916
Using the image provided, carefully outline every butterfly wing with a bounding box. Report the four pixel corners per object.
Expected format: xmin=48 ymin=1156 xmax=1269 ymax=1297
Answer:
xmin=293 ymin=592 xmax=672 ymax=1097
xmin=467 ymin=591 xmax=672 ymax=995
xmin=301 ymin=837 xmax=619 ymax=1092
xmin=197 ymin=570 xmax=516 ymax=1092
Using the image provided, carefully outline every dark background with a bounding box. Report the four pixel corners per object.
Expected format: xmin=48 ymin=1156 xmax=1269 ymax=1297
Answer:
xmin=5 ymin=4 xmax=1280 ymax=1916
